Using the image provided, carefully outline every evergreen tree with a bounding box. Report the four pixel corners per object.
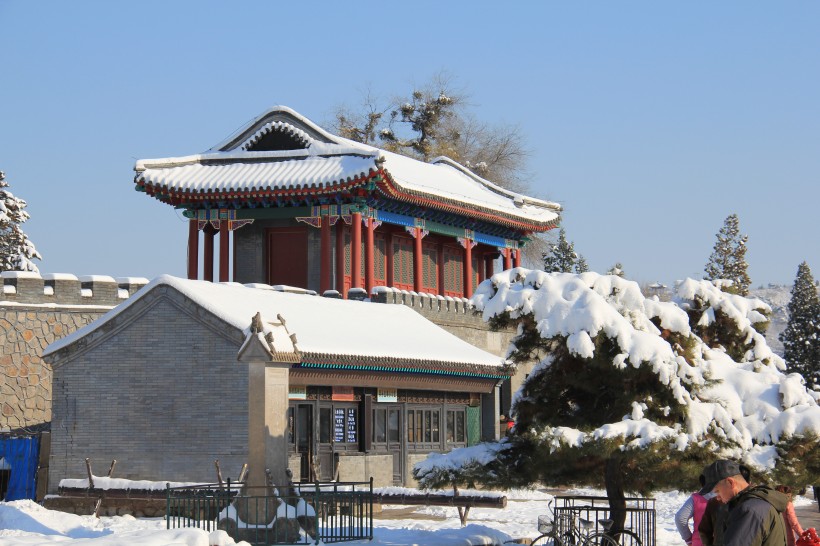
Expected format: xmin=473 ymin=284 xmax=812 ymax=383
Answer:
xmin=415 ymin=269 xmax=819 ymax=533
xmin=704 ymin=213 xmax=751 ymax=295
xmin=575 ymin=254 xmax=589 ymax=274
xmin=543 ymin=228 xmax=577 ymax=273
xmin=780 ymin=262 xmax=820 ymax=388
xmin=0 ymin=171 xmax=41 ymax=272
xmin=607 ymin=263 xmax=625 ymax=277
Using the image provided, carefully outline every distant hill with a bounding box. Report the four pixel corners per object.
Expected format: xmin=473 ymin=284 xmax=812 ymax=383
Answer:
xmin=749 ymin=284 xmax=791 ymax=357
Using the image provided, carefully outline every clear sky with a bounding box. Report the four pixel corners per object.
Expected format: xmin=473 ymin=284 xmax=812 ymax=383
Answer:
xmin=1 ymin=1 xmax=818 ymax=287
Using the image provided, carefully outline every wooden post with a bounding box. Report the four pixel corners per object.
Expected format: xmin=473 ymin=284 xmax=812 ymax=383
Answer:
xmin=219 ymin=220 xmax=230 ymax=282
xmin=335 ymin=223 xmax=345 ymax=292
xmin=503 ymin=248 xmax=512 ymax=271
xmin=464 ymin=239 xmax=473 ymax=298
xmin=485 ymin=254 xmax=494 ymax=280
xmin=512 ymin=248 xmax=520 ymax=268
xmin=413 ymin=227 xmax=423 ymax=293
xmin=365 ymin=217 xmax=375 ymax=294
xmin=351 ymin=212 xmax=362 ymax=289
xmin=187 ymin=220 xmax=199 ymax=280
xmin=320 ymin=215 xmax=332 ymax=294
xmin=203 ymin=223 xmax=216 ymax=282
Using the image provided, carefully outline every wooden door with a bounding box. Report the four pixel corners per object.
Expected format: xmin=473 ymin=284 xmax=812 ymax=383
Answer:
xmin=267 ymin=227 xmax=308 ymax=288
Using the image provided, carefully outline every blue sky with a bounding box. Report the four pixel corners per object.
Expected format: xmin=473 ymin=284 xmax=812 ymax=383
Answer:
xmin=1 ymin=1 xmax=818 ymax=286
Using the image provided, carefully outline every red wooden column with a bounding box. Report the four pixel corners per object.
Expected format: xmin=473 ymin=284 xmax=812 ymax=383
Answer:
xmin=335 ymin=223 xmax=345 ymax=292
xmin=413 ymin=227 xmax=423 ymax=293
xmin=187 ymin=219 xmax=199 ymax=280
xmin=203 ymin=223 xmax=216 ymax=282
xmin=477 ymin=250 xmax=486 ymax=285
xmin=463 ymin=239 xmax=473 ymax=297
xmin=512 ymin=248 xmax=520 ymax=268
xmin=503 ymin=248 xmax=512 ymax=270
xmin=484 ymin=254 xmax=494 ymax=280
xmin=365 ymin=217 xmax=375 ymax=294
xmin=351 ymin=212 xmax=362 ymax=289
xmin=219 ymin=220 xmax=230 ymax=282
xmin=320 ymin=214 xmax=332 ymax=294
xmin=437 ymin=242 xmax=445 ymax=296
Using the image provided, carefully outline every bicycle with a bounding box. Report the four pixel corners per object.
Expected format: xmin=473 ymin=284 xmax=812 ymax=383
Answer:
xmin=529 ymin=500 xmax=643 ymax=546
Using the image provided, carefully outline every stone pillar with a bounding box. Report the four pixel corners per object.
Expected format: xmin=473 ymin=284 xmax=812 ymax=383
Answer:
xmin=481 ymin=384 xmax=502 ymax=442
xmin=246 ymin=361 xmax=290 ymax=489
xmin=188 ymin=220 xmax=199 ymax=280
xmin=320 ymin=215 xmax=332 ymax=294
xmin=351 ymin=212 xmax=362 ymax=291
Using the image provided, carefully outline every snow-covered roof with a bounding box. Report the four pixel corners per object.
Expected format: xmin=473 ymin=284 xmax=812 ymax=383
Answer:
xmin=44 ymin=275 xmax=505 ymax=374
xmin=134 ymin=106 xmax=561 ymax=229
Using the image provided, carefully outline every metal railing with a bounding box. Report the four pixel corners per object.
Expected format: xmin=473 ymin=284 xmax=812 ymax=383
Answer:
xmin=554 ymin=495 xmax=655 ymax=546
xmin=166 ymin=478 xmax=373 ymax=544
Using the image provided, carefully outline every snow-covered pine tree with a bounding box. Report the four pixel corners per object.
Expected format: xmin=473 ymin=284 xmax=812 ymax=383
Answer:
xmin=607 ymin=262 xmax=625 ymax=277
xmin=780 ymin=262 xmax=820 ymax=388
xmin=414 ymin=269 xmax=820 ymax=533
xmin=0 ymin=171 xmax=41 ymax=272
xmin=575 ymin=254 xmax=589 ymax=274
xmin=542 ymin=228 xmax=577 ymax=273
xmin=704 ymin=213 xmax=751 ymax=296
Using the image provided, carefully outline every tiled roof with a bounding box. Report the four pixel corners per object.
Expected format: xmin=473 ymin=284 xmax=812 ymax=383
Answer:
xmin=135 ymin=106 xmax=561 ymax=228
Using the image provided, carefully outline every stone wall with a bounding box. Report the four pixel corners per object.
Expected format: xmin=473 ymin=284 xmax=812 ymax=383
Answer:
xmin=0 ymin=272 xmax=148 ymax=432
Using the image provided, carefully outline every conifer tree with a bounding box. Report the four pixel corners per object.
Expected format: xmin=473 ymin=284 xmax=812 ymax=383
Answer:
xmin=543 ymin=228 xmax=577 ymax=273
xmin=780 ymin=262 xmax=820 ymax=388
xmin=575 ymin=254 xmax=589 ymax=274
xmin=704 ymin=213 xmax=751 ymax=295
xmin=607 ymin=263 xmax=625 ymax=277
xmin=0 ymin=171 xmax=41 ymax=272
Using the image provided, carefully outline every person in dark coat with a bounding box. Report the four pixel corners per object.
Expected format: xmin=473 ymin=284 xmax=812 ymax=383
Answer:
xmin=699 ymin=460 xmax=789 ymax=546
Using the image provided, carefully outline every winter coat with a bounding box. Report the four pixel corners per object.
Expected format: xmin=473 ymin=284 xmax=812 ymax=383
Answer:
xmin=782 ymin=502 xmax=803 ymax=546
xmin=677 ymin=492 xmax=711 ymax=545
xmin=699 ymin=497 xmax=728 ymax=546
xmin=724 ymin=485 xmax=789 ymax=546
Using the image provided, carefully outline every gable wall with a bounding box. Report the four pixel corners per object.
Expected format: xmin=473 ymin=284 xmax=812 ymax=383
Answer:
xmin=48 ymin=295 xmax=249 ymax=492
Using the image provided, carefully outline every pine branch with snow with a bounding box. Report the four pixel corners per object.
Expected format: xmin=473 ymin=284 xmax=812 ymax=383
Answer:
xmin=0 ymin=171 xmax=41 ymax=273
xmin=542 ymin=228 xmax=578 ymax=273
xmin=704 ymin=213 xmax=752 ymax=296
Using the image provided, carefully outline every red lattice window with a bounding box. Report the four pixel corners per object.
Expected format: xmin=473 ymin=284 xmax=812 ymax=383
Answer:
xmin=443 ymin=245 xmax=464 ymax=297
xmin=392 ymin=235 xmax=414 ymax=291
xmin=422 ymin=242 xmax=438 ymax=294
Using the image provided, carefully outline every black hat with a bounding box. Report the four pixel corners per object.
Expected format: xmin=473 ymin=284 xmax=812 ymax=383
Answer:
xmin=699 ymin=460 xmax=749 ymax=495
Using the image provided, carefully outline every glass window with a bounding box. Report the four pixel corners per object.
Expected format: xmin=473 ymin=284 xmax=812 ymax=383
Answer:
xmin=446 ymin=411 xmax=455 ymax=443
xmin=407 ymin=410 xmax=415 ymax=443
xmin=432 ymin=411 xmax=440 ymax=443
xmin=388 ymin=409 xmax=400 ymax=443
xmin=424 ymin=411 xmax=432 ymax=443
xmin=319 ymin=407 xmax=332 ymax=444
xmin=456 ymin=411 xmax=465 ymax=443
xmin=374 ymin=409 xmax=386 ymax=443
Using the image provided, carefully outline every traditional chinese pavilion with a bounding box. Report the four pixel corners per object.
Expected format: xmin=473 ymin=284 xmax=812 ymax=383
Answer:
xmin=134 ymin=106 xmax=561 ymax=297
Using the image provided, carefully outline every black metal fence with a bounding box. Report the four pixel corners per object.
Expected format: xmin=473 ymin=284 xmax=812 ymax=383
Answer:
xmin=554 ymin=495 xmax=655 ymax=546
xmin=166 ymin=479 xmax=373 ymax=544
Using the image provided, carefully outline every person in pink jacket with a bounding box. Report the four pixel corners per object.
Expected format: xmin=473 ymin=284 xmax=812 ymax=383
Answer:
xmin=775 ymin=485 xmax=803 ymax=546
xmin=676 ymin=475 xmax=716 ymax=546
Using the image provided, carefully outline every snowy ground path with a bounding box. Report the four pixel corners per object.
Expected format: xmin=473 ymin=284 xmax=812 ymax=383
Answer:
xmin=0 ymin=487 xmax=815 ymax=545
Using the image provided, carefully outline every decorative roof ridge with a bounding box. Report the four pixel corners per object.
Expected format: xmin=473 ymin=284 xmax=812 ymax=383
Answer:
xmin=135 ymin=148 xmax=379 ymax=172
xmin=427 ymin=155 xmax=562 ymax=212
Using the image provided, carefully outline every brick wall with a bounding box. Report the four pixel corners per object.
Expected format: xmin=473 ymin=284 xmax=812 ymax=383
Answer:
xmin=48 ymin=286 xmax=249 ymax=491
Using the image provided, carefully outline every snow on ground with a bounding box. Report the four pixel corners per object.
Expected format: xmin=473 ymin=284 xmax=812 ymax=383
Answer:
xmin=5 ymin=487 xmax=811 ymax=546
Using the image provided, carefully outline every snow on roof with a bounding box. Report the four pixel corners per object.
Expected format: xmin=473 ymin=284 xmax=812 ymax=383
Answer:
xmin=470 ymin=268 xmax=820 ymax=470
xmin=44 ymin=275 xmax=504 ymax=371
xmin=135 ymin=106 xmax=560 ymax=227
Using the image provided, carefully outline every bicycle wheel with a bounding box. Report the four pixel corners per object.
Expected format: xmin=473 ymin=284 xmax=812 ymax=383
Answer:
xmin=610 ymin=530 xmax=642 ymax=546
xmin=529 ymin=533 xmax=555 ymax=546
xmin=583 ymin=532 xmax=619 ymax=546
